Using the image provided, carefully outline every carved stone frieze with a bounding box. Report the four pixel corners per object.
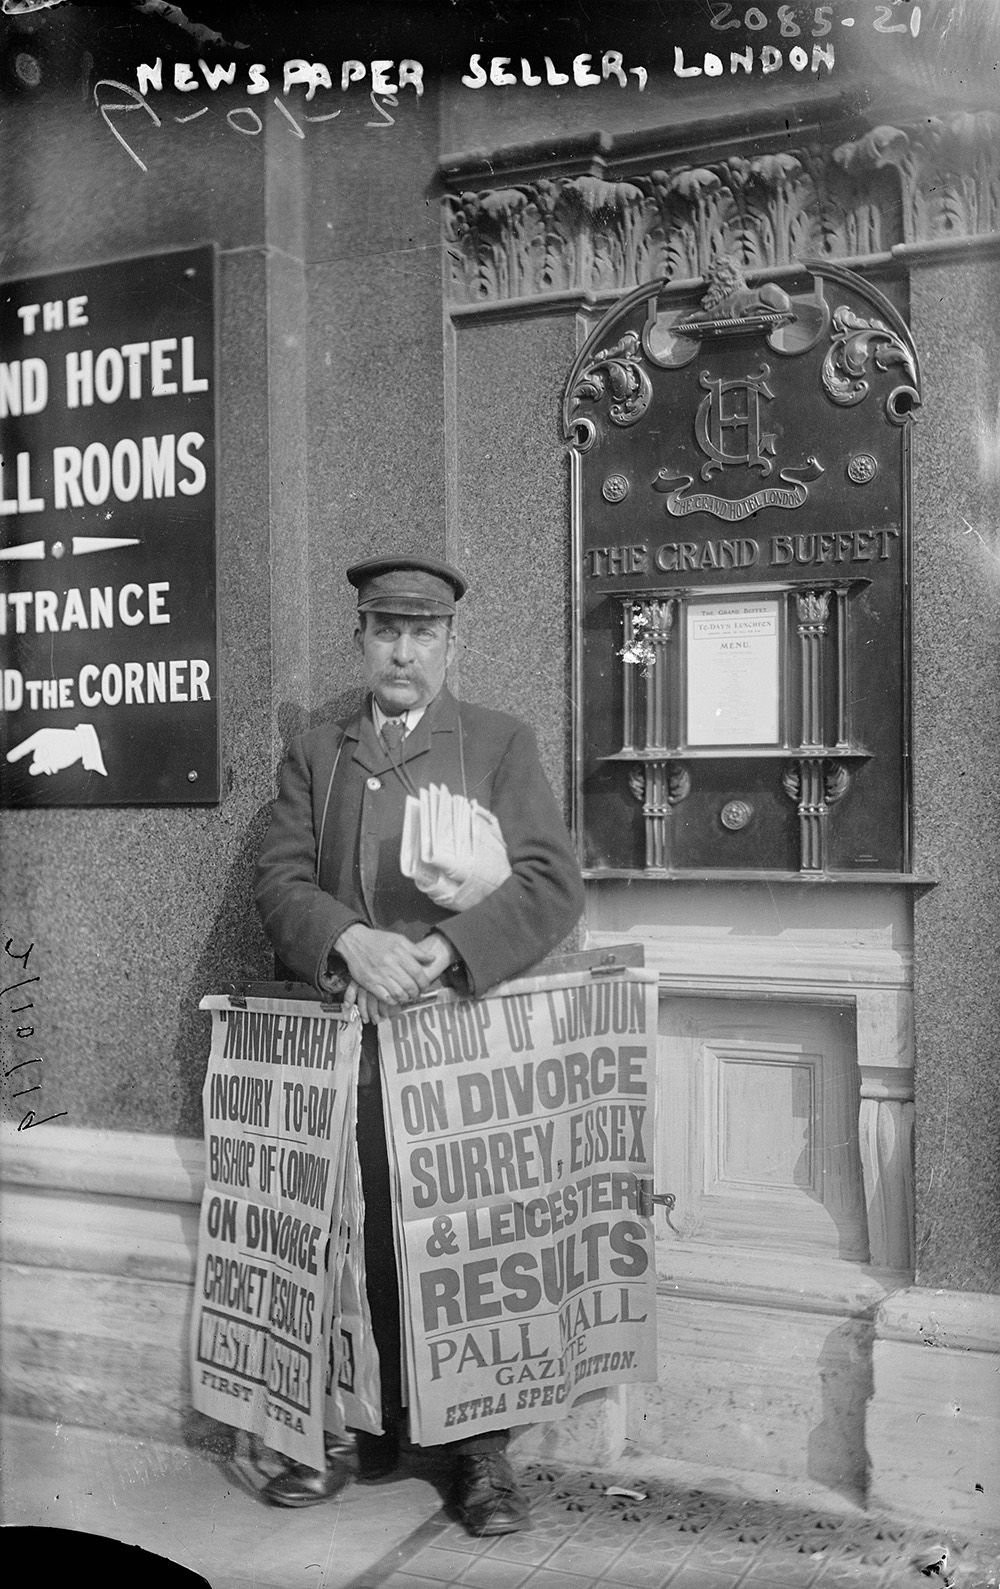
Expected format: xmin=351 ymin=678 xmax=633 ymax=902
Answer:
xmin=833 ymin=113 xmax=1000 ymax=246
xmin=442 ymin=112 xmax=998 ymax=304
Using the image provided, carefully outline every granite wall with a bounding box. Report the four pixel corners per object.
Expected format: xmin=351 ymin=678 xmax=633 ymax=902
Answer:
xmin=910 ymin=255 xmax=1000 ymax=1291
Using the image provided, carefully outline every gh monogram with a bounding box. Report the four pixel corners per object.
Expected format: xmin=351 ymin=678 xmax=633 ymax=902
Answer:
xmin=695 ymin=363 xmax=777 ymax=481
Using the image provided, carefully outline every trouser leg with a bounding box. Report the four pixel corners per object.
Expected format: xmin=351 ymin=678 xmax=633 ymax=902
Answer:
xmin=356 ymin=1036 xmax=403 ymax=1433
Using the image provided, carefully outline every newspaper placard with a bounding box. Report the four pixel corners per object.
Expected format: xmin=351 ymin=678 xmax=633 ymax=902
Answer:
xmin=323 ymin=1084 xmax=383 ymax=1437
xmin=379 ymin=969 xmax=659 ymax=1446
xmin=190 ymin=995 xmax=362 ymax=1470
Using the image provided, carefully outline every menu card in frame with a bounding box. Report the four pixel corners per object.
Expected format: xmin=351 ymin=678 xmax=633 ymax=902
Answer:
xmin=686 ymin=599 xmax=780 ymax=747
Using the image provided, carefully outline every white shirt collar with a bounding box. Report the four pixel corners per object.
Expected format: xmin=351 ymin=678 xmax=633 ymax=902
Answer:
xmin=371 ymin=698 xmax=426 ymax=735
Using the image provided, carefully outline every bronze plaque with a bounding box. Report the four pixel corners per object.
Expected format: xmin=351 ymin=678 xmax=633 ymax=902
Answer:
xmin=563 ymin=260 xmax=920 ymax=878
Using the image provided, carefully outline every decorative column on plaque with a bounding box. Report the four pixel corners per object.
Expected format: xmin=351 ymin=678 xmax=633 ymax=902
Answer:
xmin=798 ymin=589 xmax=829 ymax=751
xmin=620 ymin=597 xmax=690 ymax=870
xmin=782 ymin=589 xmax=850 ymax=874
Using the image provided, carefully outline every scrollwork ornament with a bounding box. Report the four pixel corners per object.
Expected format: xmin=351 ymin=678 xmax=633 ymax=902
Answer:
xmin=668 ymin=765 xmax=691 ymax=804
xmin=781 ymin=764 xmax=802 ymax=803
xmin=627 ymin=762 xmax=690 ymax=806
xmin=572 ymin=331 xmax=652 ymax=427
xmin=825 ymin=764 xmax=851 ymax=805
xmin=822 ymin=307 xmax=918 ymax=412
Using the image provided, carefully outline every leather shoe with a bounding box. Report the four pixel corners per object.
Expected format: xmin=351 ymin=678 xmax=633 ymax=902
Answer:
xmin=453 ymin=1451 xmax=530 ymax=1536
xmin=355 ymin=1430 xmax=399 ymax=1482
xmin=262 ymin=1456 xmax=351 ymax=1508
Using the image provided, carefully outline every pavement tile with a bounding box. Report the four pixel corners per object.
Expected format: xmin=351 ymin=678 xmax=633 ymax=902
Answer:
xmin=543 ymin=1540 xmax=627 ymax=1575
xmin=517 ymin=1572 xmax=603 ymax=1589
xmin=602 ymin=1545 xmax=682 ymax=1586
xmin=402 ymin=1546 xmax=484 ymax=1582
xmin=380 ymin=1577 xmax=461 ymax=1589
xmin=617 ymin=1534 xmax=698 ymax=1570
xmin=741 ymin=1559 xmax=827 ymax=1586
xmin=561 ymin=1523 xmax=635 ymax=1553
xmin=662 ymin=1565 xmax=744 ymax=1589
xmin=468 ymin=1525 xmax=563 ymax=1568
xmin=811 ymin=1562 xmax=888 ymax=1587
xmin=454 ymin=1556 xmax=535 ymax=1588
xmin=691 ymin=1538 xmax=766 ymax=1571
xmin=427 ymin=1528 xmax=497 ymax=1555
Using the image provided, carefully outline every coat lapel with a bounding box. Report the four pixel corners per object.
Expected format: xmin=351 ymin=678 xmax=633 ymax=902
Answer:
xmin=346 ymin=689 xmax=459 ymax=778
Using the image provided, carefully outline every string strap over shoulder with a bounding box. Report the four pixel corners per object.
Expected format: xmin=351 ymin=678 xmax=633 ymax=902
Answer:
xmin=315 ymin=733 xmax=345 ymax=885
xmin=458 ymin=709 xmax=468 ymax=801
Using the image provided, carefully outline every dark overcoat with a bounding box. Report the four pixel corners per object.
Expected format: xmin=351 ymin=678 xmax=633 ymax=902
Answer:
xmin=255 ymin=687 xmax=584 ymax=995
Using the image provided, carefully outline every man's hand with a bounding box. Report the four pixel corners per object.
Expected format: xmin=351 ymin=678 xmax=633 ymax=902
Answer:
xmin=342 ymin=981 xmax=387 ymax=1023
xmin=339 ymin=931 xmax=458 ymax=1024
xmin=413 ymin=931 xmax=456 ymax=984
xmin=335 ymin=924 xmax=429 ymax=1005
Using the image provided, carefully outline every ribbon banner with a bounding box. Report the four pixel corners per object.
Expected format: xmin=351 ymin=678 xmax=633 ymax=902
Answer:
xmin=652 ymin=459 xmax=825 ymax=520
xmin=190 ymin=995 xmax=372 ymax=1470
xmin=378 ymin=968 xmax=659 ymax=1446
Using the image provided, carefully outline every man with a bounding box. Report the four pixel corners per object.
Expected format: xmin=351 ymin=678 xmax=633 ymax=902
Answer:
xmin=254 ymin=553 xmax=585 ymax=1534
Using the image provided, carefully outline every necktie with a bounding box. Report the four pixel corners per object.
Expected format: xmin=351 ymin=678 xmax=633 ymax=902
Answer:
xmin=381 ymin=718 xmax=406 ymax=752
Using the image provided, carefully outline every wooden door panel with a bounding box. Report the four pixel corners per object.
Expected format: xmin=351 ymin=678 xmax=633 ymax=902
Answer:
xmin=657 ymin=998 xmax=867 ymax=1262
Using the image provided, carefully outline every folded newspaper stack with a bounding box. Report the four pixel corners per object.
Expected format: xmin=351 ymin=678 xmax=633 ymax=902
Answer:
xmin=400 ymin=783 xmax=511 ymax=910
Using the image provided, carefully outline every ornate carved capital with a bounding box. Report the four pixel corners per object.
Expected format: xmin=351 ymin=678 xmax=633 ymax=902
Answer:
xmin=443 ymin=112 xmax=1000 ymax=305
xmin=796 ymin=590 xmax=832 ymax=630
xmin=635 ymin=598 xmax=674 ymax=640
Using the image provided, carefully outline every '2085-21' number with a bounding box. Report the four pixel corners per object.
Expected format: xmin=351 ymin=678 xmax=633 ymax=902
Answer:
xmin=709 ymin=4 xmax=921 ymax=35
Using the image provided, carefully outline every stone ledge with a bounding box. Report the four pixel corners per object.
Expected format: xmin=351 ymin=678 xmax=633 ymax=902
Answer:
xmin=867 ymin=1286 xmax=1000 ymax=1535
xmin=2 ymin=1265 xmax=193 ymax=1440
xmin=588 ymin=926 xmax=912 ymax=997
xmin=1 ymin=1189 xmax=198 ymax=1282
xmin=658 ymin=1243 xmax=906 ymax=1320
xmin=1 ymin=1126 xmax=203 ymax=1440
xmin=0 ymin=1121 xmax=203 ymax=1204
xmin=875 ymin=1285 xmax=1000 ymax=1356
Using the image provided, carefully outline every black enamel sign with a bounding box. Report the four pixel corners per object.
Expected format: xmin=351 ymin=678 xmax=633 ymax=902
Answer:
xmin=1 ymin=246 xmax=218 ymax=806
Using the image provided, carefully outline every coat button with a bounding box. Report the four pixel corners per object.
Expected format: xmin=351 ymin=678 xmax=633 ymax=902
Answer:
xmin=366 ymin=776 xmax=381 ymax=791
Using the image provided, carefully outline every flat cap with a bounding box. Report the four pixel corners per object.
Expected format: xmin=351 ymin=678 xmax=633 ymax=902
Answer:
xmin=347 ymin=554 xmax=468 ymax=616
